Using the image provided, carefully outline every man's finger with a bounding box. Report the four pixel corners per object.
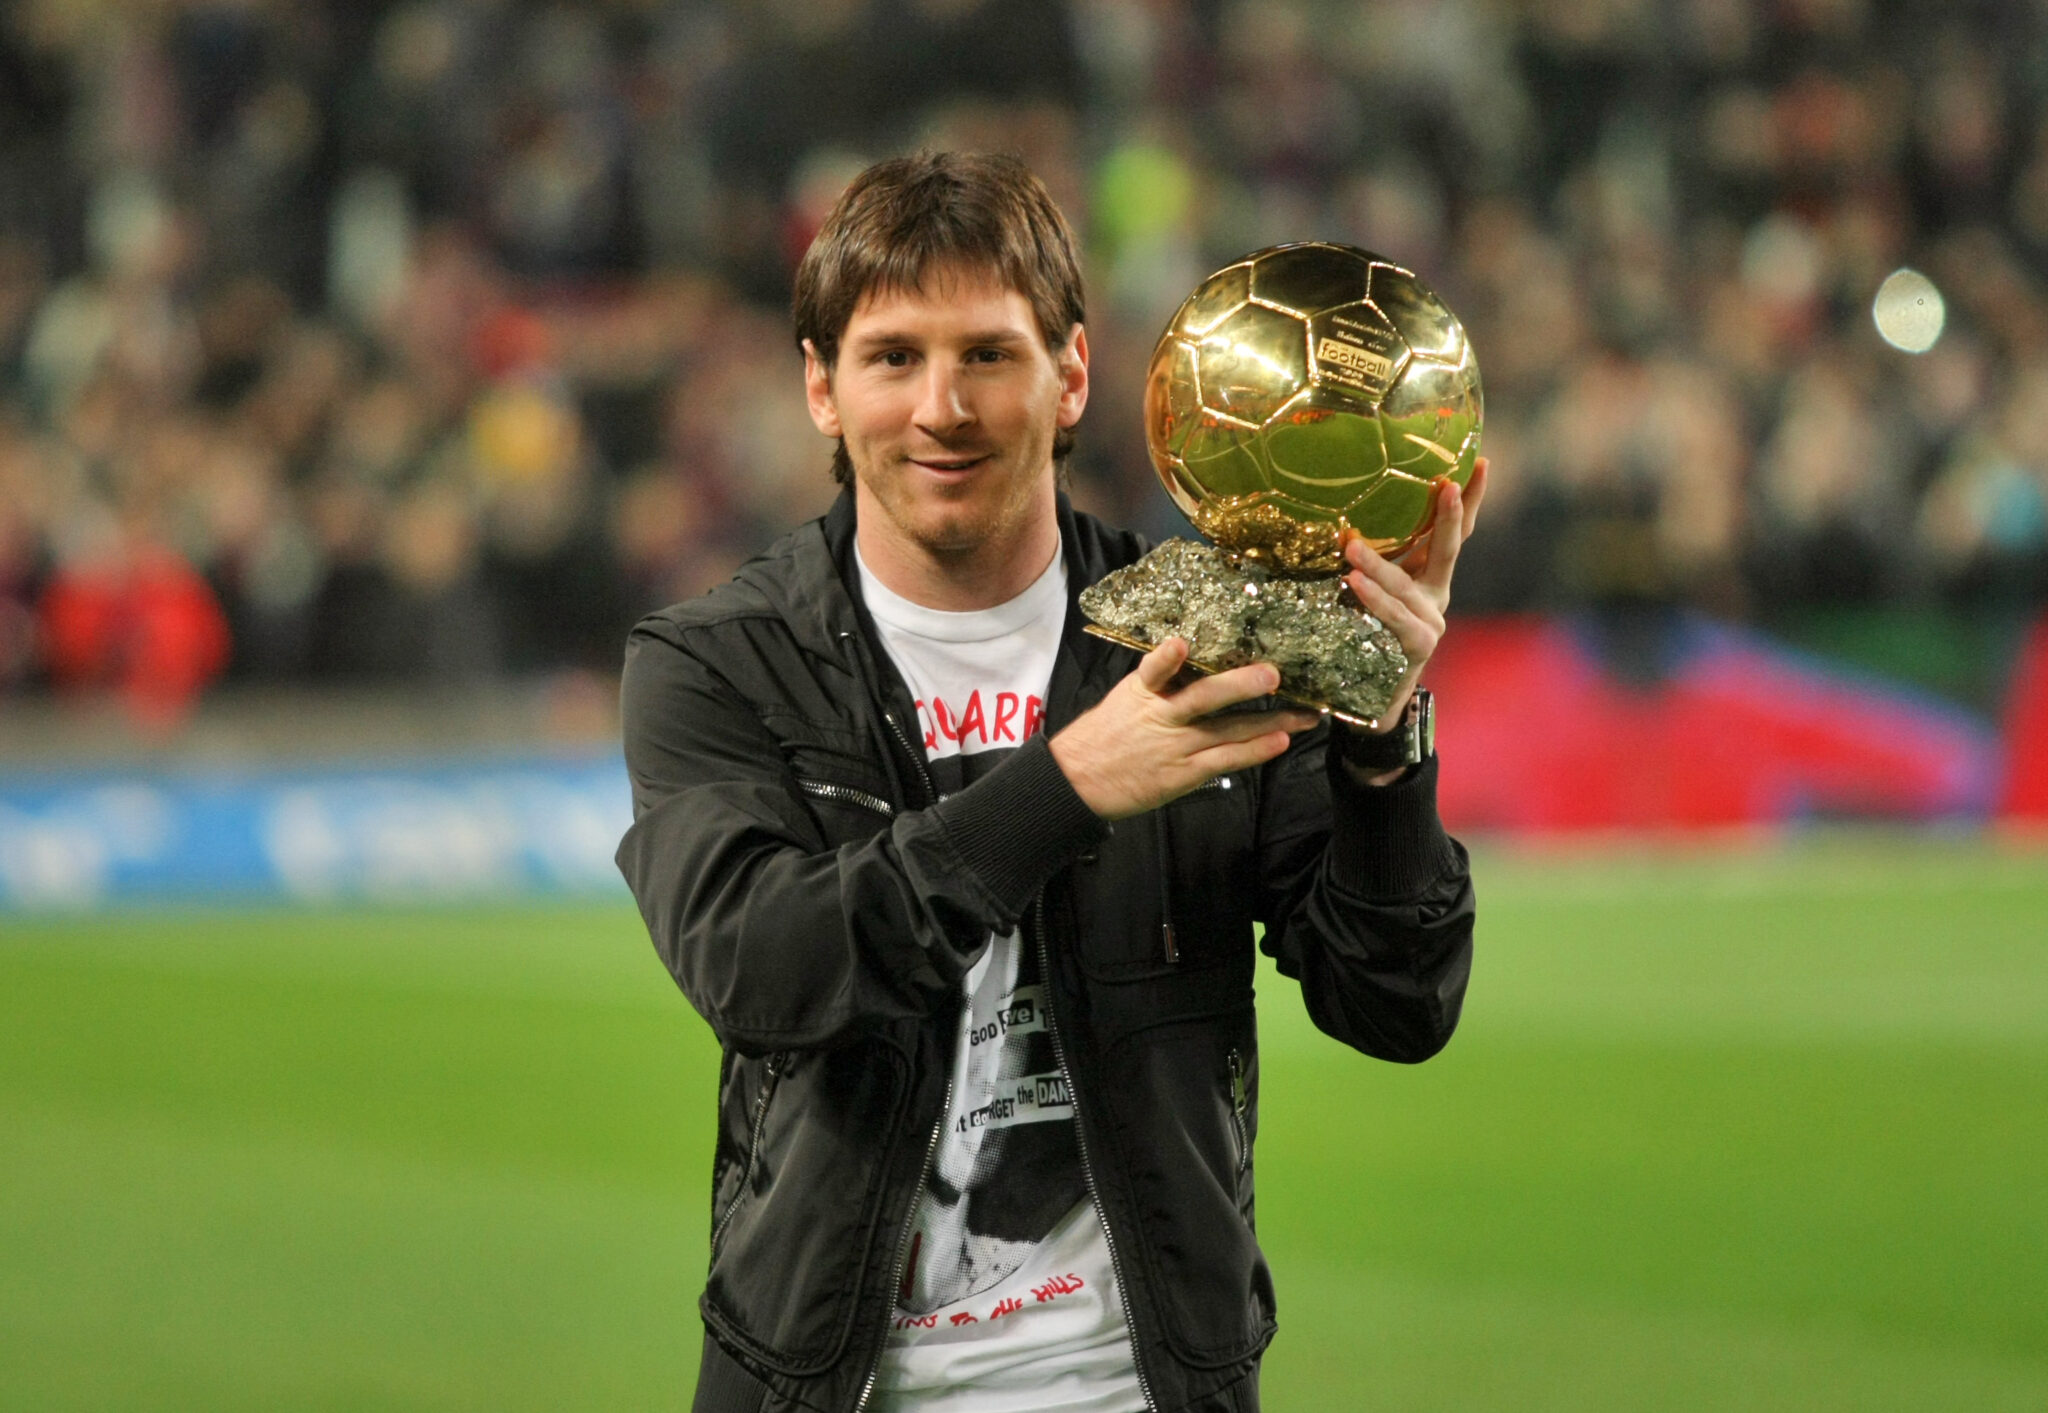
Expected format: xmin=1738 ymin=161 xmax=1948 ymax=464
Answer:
xmin=1162 ymin=660 xmax=1282 ymax=721
xmin=1189 ymin=706 xmax=1320 ymax=745
xmin=1347 ymin=568 xmax=1436 ymax=645
xmin=1393 ymin=529 xmax=1434 ymax=573
xmin=1346 ymin=521 xmax=1426 ymax=573
xmin=1347 ymin=536 xmax=1437 ymax=619
xmin=1461 ymin=458 xmax=1489 ymax=539
xmin=1135 ymin=637 xmax=1190 ymax=694
xmin=1186 ymin=729 xmax=1298 ymax=779
xmin=1415 ymin=478 xmax=1466 ymax=594
xmin=1384 ymin=459 xmax=1488 ymax=586
xmin=1415 ymin=460 xmax=1488 ymax=580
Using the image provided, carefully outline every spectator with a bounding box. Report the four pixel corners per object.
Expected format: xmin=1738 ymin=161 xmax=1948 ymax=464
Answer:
xmin=0 ymin=0 xmax=2041 ymax=722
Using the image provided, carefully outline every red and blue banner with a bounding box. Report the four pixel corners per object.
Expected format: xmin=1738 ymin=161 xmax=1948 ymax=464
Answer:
xmin=1426 ymin=616 xmax=2005 ymax=833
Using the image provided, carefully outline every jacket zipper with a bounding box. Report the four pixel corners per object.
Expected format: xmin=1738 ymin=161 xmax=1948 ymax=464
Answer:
xmin=795 ymin=778 xmax=895 ymax=818
xmin=1033 ymin=893 xmax=1160 ymax=1413
xmin=883 ymin=709 xmax=937 ymax=803
xmin=1227 ymin=1049 xmax=1250 ymax=1177
xmin=853 ymin=1075 xmax=951 ymax=1413
xmin=830 ymin=628 xmax=934 ymax=807
xmin=710 ymin=1052 xmax=785 ymax=1257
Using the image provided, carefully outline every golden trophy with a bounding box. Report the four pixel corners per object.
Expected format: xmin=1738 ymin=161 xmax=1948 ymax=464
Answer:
xmin=1080 ymin=242 xmax=1483 ymax=724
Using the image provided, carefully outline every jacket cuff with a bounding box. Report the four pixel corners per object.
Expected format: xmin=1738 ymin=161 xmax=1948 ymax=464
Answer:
xmin=1326 ymin=750 xmax=1461 ymax=901
xmin=931 ymin=734 xmax=1111 ymax=921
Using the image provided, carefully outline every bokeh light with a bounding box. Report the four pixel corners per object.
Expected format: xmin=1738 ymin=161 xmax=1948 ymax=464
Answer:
xmin=1873 ymin=268 xmax=1946 ymax=353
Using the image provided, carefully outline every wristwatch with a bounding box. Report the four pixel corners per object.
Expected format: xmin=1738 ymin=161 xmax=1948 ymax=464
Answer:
xmin=1340 ymin=687 xmax=1435 ymax=772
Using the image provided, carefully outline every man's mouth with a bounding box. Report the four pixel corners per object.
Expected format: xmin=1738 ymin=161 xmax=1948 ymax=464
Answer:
xmin=908 ymin=453 xmax=993 ymax=473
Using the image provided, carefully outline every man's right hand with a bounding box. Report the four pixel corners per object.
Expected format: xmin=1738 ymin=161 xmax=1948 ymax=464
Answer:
xmin=1049 ymin=638 xmax=1321 ymax=821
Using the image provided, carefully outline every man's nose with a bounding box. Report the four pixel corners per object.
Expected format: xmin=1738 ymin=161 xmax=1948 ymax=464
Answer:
xmin=913 ymin=363 xmax=973 ymax=435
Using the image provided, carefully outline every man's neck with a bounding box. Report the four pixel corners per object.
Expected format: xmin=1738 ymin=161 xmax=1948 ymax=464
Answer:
xmin=854 ymin=499 xmax=1062 ymax=612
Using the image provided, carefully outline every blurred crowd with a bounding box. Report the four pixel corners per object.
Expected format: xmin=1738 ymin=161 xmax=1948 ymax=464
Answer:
xmin=2 ymin=0 xmax=2046 ymax=719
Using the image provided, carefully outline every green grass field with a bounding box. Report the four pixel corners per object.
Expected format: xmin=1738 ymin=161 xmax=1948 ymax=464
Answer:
xmin=3 ymin=837 xmax=2044 ymax=1410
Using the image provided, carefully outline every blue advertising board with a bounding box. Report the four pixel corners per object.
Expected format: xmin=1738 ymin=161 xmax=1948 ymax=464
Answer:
xmin=0 ymin=753 xmax=633 ymax=910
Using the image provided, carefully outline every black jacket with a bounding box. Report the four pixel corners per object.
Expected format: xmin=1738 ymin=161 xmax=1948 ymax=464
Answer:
xmin=616 ymin=491 xmax=1474 ymax=1413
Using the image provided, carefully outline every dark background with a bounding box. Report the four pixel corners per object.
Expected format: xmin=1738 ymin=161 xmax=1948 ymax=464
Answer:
xmin=2 ymin=0 xmax=2045 ymax=719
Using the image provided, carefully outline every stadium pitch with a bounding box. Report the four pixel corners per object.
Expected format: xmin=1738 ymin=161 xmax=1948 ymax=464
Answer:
xmin=2 ymin=837 xmax=2043 ymax=1410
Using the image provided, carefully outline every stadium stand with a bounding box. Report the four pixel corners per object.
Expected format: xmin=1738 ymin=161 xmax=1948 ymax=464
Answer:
xmin=0 ymin=0 xmax=2044 ymax=830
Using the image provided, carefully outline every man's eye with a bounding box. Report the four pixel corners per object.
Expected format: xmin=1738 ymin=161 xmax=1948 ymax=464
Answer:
xmin=968 ymin=348 xmax=1008 ymax=364
xmin=879 ymin=350 xmax=913 ymax=368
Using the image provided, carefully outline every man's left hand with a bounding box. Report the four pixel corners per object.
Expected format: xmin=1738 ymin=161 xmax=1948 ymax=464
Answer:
xmin=1341 ymin=456 xmax=1489 ymax=750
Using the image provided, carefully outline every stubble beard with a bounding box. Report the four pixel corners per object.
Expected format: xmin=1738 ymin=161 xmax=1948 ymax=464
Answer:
xmin=857 ymin=436 xmax=1055 ymax=568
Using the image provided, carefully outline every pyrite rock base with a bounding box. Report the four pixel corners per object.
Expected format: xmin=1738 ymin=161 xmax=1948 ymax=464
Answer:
xmin=1078 ymin=538 xmax=1408 ymax=726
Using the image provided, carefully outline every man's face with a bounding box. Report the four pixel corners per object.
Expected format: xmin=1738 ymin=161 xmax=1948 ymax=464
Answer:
xmin=804 ymin=266 xmax=1088 ymax=568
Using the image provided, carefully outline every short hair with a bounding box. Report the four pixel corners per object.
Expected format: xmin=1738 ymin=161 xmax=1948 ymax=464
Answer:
xmin=792 ymin=151 xmax=1086 ymax=485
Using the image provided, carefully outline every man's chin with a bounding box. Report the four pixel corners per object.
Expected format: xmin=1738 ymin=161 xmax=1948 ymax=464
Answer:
xmin=905 ymin=510 xmax=1001 ymax=559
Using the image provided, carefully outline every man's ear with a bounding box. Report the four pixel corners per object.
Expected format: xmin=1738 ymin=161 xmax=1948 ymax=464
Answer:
xmin=802 ymin=339 xmax=841 ymax=437
xmin=1056 ymin=323 xmax=1089 ymax=431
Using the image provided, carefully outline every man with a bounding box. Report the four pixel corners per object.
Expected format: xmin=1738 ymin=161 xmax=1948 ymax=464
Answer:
xmin=616 ymin=152 xmax=1483 ymax=1413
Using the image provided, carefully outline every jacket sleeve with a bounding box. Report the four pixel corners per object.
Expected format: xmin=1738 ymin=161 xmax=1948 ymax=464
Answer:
xmin=1254 ymin=725 xmax=1474 ymax=1062
xmin=614 ymin=618 xmax=1108 ymax=1055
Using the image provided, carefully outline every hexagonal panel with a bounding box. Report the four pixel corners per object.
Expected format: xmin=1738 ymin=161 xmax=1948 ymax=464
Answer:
xmin=1346 ymin=471 xmax=1437 ymax=549
xmin=1383 ymin=426 xmax=1462 ymax=478
xmin=1151 ymin=450 xmax=1210 ymax=522
xmin=1384 ymin=432 xmax=1460 ymax=478
xmin=1249 ymin=244 xmax=1371 ymax=317
xmin=1176 ymin=412 xmax=1273 ymax=502
xmin=1367 ymin=264 xmax=1464 ymax=361
xmin=1451 ymin=424 xmax=1482 ymax=484
xmin=1262 ymin=489 xmax=1350 ymax=528
xmin=1381 ymin=353 xmax=1481 ymax=477
xmin=1176 ymin=262 xmax=1252 ymax=337
xmin=1194 ymin=302 xmax=1309 ymax=427
xmin=1381 ymin=349 xmax=1480 ymax=420
xmin=1260 ymin=387 xmax=1390 ymax=517
xmin=1144 ymin=336 xmax=1204 ymax=459
xmin=1308 ymin=302 xmax=1409 ymax=406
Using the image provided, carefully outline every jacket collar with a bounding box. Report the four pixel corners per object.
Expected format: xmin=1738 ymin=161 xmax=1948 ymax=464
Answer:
xmin=741 ymin=484 xmax=1142 ymax=729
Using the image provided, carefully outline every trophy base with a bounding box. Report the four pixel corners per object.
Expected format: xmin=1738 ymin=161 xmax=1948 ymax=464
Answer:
xmin=1078 ymin=539 xmax=1408 ymax=728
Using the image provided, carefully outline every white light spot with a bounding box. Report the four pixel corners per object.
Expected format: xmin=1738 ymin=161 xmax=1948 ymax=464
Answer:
xmin=0 ymin=807 xmax=109 ymax=908
xmin=1873 ymin=268 xmax=1945 ymax=353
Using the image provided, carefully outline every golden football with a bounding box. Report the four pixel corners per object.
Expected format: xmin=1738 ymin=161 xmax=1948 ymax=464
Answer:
xmin=1142 ymin=242 xmax=1483 ymax=574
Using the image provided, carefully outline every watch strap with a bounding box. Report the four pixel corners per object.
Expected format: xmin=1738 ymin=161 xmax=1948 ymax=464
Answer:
xmin=1341 ymin=687 xmax=1434 ymax=772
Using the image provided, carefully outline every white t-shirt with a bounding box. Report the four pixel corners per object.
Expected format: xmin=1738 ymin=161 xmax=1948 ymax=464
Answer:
xmin=856 ymin=544 xmax=1145 ymax=1413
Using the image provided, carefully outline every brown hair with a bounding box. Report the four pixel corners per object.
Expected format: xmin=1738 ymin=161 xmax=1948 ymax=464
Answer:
xmin=792 ymin=151 xmax=1086 ymax=485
